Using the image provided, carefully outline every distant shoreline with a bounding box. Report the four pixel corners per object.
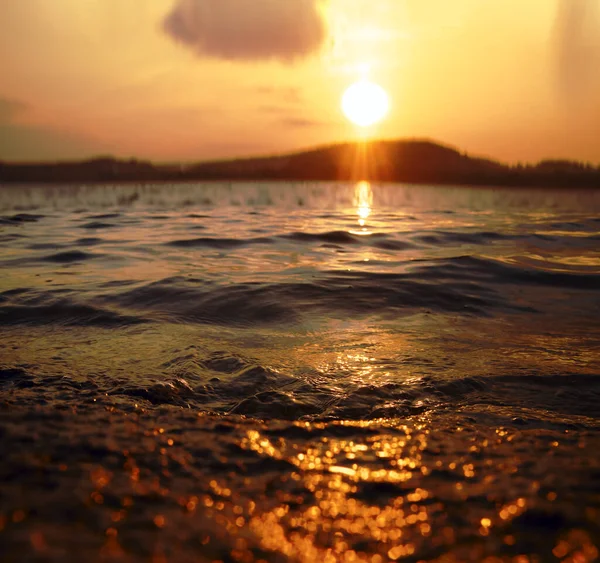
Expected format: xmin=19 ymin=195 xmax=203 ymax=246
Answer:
xmin=2 ymin=179 xmax=600 ymax=192
xmin=1 ymin=139 xmax=599 ymax=188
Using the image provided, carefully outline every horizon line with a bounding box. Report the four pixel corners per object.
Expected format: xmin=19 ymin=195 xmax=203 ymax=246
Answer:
xmin=1 ymin=136 xmax=600 ymax=168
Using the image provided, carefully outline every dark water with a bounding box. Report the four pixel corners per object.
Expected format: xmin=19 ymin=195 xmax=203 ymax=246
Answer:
xmin=1 ymin=182 xmax=599 ymax=562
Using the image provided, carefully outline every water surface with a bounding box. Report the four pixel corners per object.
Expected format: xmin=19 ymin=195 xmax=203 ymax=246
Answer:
xmin=1 ymin=181 xmax=599 ymax=561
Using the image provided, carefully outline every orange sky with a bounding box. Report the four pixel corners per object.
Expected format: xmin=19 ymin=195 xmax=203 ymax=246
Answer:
xmin=1 ymin=0 xmax=599 ymax=164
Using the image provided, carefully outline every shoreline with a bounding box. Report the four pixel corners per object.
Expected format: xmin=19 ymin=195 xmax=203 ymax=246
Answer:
xmin=2 ymin=139 xmax=600 ymax=189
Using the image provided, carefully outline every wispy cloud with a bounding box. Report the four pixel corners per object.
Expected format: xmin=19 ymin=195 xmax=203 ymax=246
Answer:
xmin=280 ymin=116 xmax=330 ymax=128
xmin=163 ymin=0 xmax=328 ymax=64
xmin=256 ymin=86 xmax=303 ymax=104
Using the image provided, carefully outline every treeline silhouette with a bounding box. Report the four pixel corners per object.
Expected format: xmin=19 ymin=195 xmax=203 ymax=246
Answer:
xmin=1 ymin=140 xmax=599 ymax=187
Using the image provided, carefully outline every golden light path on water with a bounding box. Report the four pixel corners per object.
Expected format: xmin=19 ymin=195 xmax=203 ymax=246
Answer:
xmin=66 ymin=411 xmax=597 ymax=563
xmin=354 ymin=181 xmax=373 ymax=230
xmin=240 ymin=421 xmax=428 ymax=562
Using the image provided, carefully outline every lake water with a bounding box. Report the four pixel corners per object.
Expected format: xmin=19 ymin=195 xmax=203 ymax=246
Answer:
xmin=1 ymin=181 xmax=599 ymax=561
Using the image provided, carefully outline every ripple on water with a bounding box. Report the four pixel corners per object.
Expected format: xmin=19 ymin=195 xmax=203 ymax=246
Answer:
xmin=79 ymin=221 xmax=116 ymax=229
xmin=40 ymin=250 xmax=97 ymax=264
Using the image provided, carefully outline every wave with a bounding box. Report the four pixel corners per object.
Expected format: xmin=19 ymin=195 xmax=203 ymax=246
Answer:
xmin=74 ymin=237 xmax=105 ymax=246
xmin=165 ymin=236 xmax=273 ymax=249
xmin=11 ymin=247 xmax=596 ymax=328
xmin=2 ymin=358 xmax=598 ymax=425
xmin=79 ymin=221 xmax=117 ymax=230
xmin=86 ymin=212 xmax=122 ymax=220
xmin=0 ymin=213 xmax=45 ymax=224
xmin=0 ymin=288 xmax=145 ymax=327
xmin=99 ymin=270 xmax=524 ymax=325
xmin=40 ymin=250 xmax=98 ymax=263
xmin=401 ymin=255 xmax=600 ymax=289
xmin=281 ymin=230 xmax=364 ymax=245
xmin=2 ymin=244 xmax=597 ymax=329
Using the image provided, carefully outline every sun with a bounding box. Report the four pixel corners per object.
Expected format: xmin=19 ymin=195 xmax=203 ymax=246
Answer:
xmin=342 ymin=80 xmax=390 ymax=127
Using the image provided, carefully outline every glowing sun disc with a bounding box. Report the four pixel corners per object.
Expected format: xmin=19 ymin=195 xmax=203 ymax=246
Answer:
xmin=342 ymin=80 xmax=390 ymax=127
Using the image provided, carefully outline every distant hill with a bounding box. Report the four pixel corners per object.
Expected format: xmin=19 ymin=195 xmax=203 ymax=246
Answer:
xmin=1 ymin=139 xmax=599 ymax=187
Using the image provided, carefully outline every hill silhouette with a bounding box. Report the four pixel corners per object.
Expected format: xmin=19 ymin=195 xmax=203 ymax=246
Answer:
xmin=1 ymin=139 xmax=599 ymax=187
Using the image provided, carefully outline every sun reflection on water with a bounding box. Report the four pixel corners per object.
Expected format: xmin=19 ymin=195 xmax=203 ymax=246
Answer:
xmin=353 ymin=181 xmax=373 ymax=231
xmin=239 ymin=421 xmax=430 ymax=562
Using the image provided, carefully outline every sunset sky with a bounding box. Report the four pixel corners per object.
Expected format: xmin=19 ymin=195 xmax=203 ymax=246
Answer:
xmin=1 ymin=0 xmax=599 ymax=164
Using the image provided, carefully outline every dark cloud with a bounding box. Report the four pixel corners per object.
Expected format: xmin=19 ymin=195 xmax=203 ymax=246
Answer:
xmin=163 ymin=0 xmax=328 ymax=63
xmin=554 ymin=0 xmax=600 ymax=106
xmin=256 ymin=106 xmax=330 ymax=127
xmin=255 ymin=94 xmax=329 ymax=128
